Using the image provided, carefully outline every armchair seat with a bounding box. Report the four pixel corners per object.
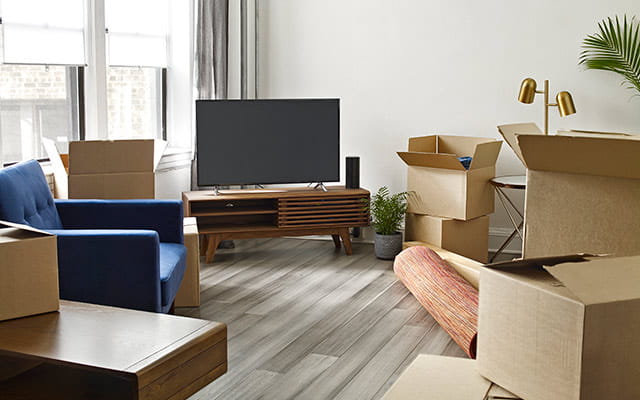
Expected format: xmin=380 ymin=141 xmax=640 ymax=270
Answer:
xmin=0 ymin=160 xmax=186 ymax=314
xmin=159 ymin=243 xmax=187 ymax=308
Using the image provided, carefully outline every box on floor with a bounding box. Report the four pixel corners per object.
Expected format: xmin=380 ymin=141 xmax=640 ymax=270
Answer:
xmin=174 ymin=217 xmax=201 ymax=308
xmin=382 ymin=354 xmax=521 ymax=400
xmin=478 ymin=254 xmax=640 ymax=400
xmin=397 ymin=135 xmax=502 ymax=220
xmin=45 ymin=139 xmax=168 ymax=199
xmin=499 ymin=123 xmax=640 ymax=257
xmin=0 ymin=221 xmax=59 ymax=321
xmin=405 ymin=213 xmax=489 ymax=262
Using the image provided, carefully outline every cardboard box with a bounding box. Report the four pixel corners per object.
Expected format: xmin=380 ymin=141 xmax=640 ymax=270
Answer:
xmin=175 ymin=217 xmax=201 ymax=307
xmin=382 ymin=354 xmax=520 ymax=400
xmin=66 ymin=139 xmax=167 ymax=199
xmin=398 ymin=135 xmax=502 ymax=220
xmin=516 ymin=133 xmax=640 ymax=257
xmin=0 ymin=221 xmax=59 ymax=321
xmin=477 ymin=254 xmax=640 ymax=400
xmin=405 ymin=214 xmax=489 ymax=262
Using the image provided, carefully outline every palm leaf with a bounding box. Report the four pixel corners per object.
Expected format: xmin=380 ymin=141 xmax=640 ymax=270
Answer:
xmin=579 ymin=15 xmax=640 ymax=97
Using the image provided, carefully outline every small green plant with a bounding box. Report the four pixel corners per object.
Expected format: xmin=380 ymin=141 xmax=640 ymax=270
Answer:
xmin=366 ymin=187 xmax=408 ymax=235
xmin=579 ymin=15 xmax=640 ymax=98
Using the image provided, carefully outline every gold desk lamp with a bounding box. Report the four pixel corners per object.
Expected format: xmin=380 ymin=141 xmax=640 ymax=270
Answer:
xmin=518 ymin=78 xmax=576 ymax=134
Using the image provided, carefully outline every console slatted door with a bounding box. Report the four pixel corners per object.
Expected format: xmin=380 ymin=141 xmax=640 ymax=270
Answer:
xmin=278 ymin=195 xmax=369 ymax=228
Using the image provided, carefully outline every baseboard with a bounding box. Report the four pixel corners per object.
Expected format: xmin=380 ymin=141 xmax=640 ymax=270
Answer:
xmin=289 ymin=226 xmax=523 ymax=256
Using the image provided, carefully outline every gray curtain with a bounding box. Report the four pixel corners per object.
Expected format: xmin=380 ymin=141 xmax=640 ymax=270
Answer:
xmin=193 ymin=0 xmax=229 ymax=191
xmin=195 ymin=0 xmax=229 ymax=100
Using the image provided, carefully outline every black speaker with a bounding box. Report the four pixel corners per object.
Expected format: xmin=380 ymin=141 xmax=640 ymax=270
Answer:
xmin=346 ymin=156 xmax=360 ymax=189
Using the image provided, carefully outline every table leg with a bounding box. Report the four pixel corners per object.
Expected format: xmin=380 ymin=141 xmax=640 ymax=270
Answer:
xmin=331 ymin=234 xmax=342 ymax=249
xmin=205 ymin=235 xmax=222 ymax=263
xmin=338 ymin=228 xmax=353 ymax=255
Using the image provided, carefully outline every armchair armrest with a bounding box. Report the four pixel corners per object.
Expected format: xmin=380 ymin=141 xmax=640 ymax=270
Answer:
xmin=55 ymin=199 xmax=183 ymax=244
xmin=50 ymin=229 xmax=163 ymax=312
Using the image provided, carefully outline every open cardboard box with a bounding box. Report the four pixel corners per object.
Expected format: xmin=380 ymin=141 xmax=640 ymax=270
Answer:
xmin=174 ymin=217 xmax=200 ymax=308
xmin=477 ymin=254 xmax=640 ymax=400
xmin=0 ymin=221 xmax=59 ymax=321
xmin=498 ymin=123 xmax=640 ymax=257
xmin=382 ymin=354 xmax=520 ymax=400
xmin=405 ymin=213 xmax=489 ymax=262
xmin=44 ymin=139 xmax=167 ymax=199
xmin=398 ymin=135 xmax=502 ymax=220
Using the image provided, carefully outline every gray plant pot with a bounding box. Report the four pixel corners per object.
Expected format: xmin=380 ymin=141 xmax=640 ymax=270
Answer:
xmin=374 ymin=232 xmax=403 ymax=260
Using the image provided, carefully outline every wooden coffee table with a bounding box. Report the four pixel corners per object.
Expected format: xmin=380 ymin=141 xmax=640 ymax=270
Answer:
xmin=0 ymin=301 xmax=227 ymax=399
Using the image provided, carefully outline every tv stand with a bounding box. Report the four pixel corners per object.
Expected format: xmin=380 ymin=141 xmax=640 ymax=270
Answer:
xmin=313 ymin=182 xmax=329 ymax=192
xmin=182 ymin=186 xmax=370 ymax=263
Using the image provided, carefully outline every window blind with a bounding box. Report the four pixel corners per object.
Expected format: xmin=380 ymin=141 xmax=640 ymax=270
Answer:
xmin=105 ymin=0 xmax=169 ymax=67
xmin=0 ymin=0 xmax=86 ymax=65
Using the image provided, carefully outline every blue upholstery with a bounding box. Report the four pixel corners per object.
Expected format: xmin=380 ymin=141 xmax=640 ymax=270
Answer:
xmin=0 ymin=160 xmax=186 ymax=313
xmin=0 ymin=160 xmax=63 ymax=229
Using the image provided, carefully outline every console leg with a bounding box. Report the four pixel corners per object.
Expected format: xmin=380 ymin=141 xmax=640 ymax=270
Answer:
xmin=200 ymin=234 xmax=209 ymax=257
xmin=205 ymin=235 xmax=222 ymax=263
xmin=331 ymin=234 xmax=341 ymax=249
xmin=338 ymin=228 xmax=353 ymax=255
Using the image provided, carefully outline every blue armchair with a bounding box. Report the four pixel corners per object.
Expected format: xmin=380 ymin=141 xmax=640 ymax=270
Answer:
xmin=0 ymin=160 xmax=186 ymax=313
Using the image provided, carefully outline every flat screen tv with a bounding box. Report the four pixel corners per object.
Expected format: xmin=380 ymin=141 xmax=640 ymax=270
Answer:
xmin=196 ymin=99 xmax=340 ymax=186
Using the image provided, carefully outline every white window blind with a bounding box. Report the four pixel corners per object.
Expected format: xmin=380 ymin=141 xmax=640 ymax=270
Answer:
xmin=0 ymin=0 xmax=86 ymax=65
xmin=105 ymin=0 xmax=169 ymax=67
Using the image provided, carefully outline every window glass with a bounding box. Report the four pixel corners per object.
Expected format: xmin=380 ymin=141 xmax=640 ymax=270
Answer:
xmin=107 ymin=66 xmax=162 ymax=139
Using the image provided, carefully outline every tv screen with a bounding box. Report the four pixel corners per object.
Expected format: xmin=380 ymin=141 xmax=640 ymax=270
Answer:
xmin=196 ymin=99 xmax=340 ymax=186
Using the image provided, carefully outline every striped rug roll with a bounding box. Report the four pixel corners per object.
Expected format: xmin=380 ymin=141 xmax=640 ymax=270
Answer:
xmin=394 ymin=246 xmax=479 ymax=358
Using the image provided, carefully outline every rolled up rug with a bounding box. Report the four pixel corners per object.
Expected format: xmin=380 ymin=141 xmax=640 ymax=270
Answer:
xmin=394 ymin=246 xmax=479 ymax=358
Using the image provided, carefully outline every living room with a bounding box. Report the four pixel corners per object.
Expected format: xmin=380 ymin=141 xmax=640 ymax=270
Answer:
xmin=1 ymin=0 xmax=639 ymax=399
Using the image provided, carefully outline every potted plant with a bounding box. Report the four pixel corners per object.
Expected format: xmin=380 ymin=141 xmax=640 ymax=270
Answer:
xmin=580 ymin=15 xmax=640 ymax=98
xmin=367 ymin=187 xmax=408 ymax=260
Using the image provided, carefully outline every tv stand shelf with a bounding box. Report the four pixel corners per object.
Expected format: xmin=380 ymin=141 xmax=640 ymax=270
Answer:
xmin=182 ymin=187 xmax=370 ymax=263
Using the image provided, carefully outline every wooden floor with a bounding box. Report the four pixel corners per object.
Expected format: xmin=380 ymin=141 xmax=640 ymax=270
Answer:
xmin=178 ymin=238 xmax=467 ymax=400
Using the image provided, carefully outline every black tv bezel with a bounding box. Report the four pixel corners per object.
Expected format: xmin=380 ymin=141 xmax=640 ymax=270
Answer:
xmin=195 ymin=98 xmax=341 ymax=187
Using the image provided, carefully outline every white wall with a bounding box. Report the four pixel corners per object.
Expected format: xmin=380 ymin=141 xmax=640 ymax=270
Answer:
xmin=257 ymin=0 xmax=640 ymax=249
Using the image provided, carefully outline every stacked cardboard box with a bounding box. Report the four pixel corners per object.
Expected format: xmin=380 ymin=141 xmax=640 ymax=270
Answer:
xmin=398 ymin=135 xmax=502 ymax=262
xmin=498 ymin=124 xmax=640 ymax=257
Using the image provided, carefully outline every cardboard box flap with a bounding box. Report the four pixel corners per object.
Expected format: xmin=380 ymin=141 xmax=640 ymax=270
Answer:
xmin=407 ymin=135 xmax=437 ymax=152
xmin=517 ymin=134 xmax=640 ymax=179
xmin=544 ymin=255 xmax=640 ymax=305
xmin=397 ymin=151 xmax=466 ymax=171
xmin=153 ymin=139 xmax=168 ymax=171
xmin=486 ymin=384 xmax=521 ymax=399
xmin=497 ymin=123 xmax=542 ymax=164
xmin=561 ymin=129 xmax=640 ymax=138
xmin=42 ymin=138 xmax=69 ymax=199
xmin=381 ymin=355 xmax=492 ymax=400
xmin=484 ymin=253 xmax=594 ymax=271
xmin=470 ymin=141 xmax=502 ymax=169
xmin=0 ymin=220 xmax=54 ymax=241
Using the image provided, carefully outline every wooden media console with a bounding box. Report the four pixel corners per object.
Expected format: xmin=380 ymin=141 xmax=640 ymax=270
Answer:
xmin=182 ymin=187 xmax=370 ymax=263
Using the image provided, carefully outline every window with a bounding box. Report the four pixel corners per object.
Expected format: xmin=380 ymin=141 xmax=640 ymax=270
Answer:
xmin=0 ymin=0 xmax=85 ymax=163
xmin=0 ymin=0 xmax=178 ymax=164
xmin=0 ymin=65 xmax=81 ymax=162
xmin=106 ymin=0 xmax=168 ymax=140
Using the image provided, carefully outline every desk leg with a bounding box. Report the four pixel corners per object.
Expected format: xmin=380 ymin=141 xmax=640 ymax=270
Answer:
xmin=331 ymin=234 xmax=341 ymax=249
xmin=205 ymin=235 xmax=222 ymax=263
xmin=338 ymin=228 xmax=353 ymax=255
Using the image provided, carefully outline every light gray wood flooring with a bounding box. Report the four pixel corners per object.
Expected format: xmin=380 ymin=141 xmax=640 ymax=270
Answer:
xmin=178 ymin=238 xmax=467 ymax=400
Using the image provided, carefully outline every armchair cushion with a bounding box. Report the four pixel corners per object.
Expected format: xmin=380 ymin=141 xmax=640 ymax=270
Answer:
xmin=0 ymin=160 xmax=63 ymax=229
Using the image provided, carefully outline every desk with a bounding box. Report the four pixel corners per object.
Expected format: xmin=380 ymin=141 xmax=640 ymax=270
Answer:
xmin=490 ymin=175 xmax=526 ymax=262
xmin=0 ymin=301 xmax=227 ymax=399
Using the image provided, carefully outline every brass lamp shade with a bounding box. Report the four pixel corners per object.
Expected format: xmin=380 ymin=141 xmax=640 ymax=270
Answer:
xmin=556 ymin=91 xmax=576 ymax=116
xmin=518 ymin=78 xmax=537 ymax=104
